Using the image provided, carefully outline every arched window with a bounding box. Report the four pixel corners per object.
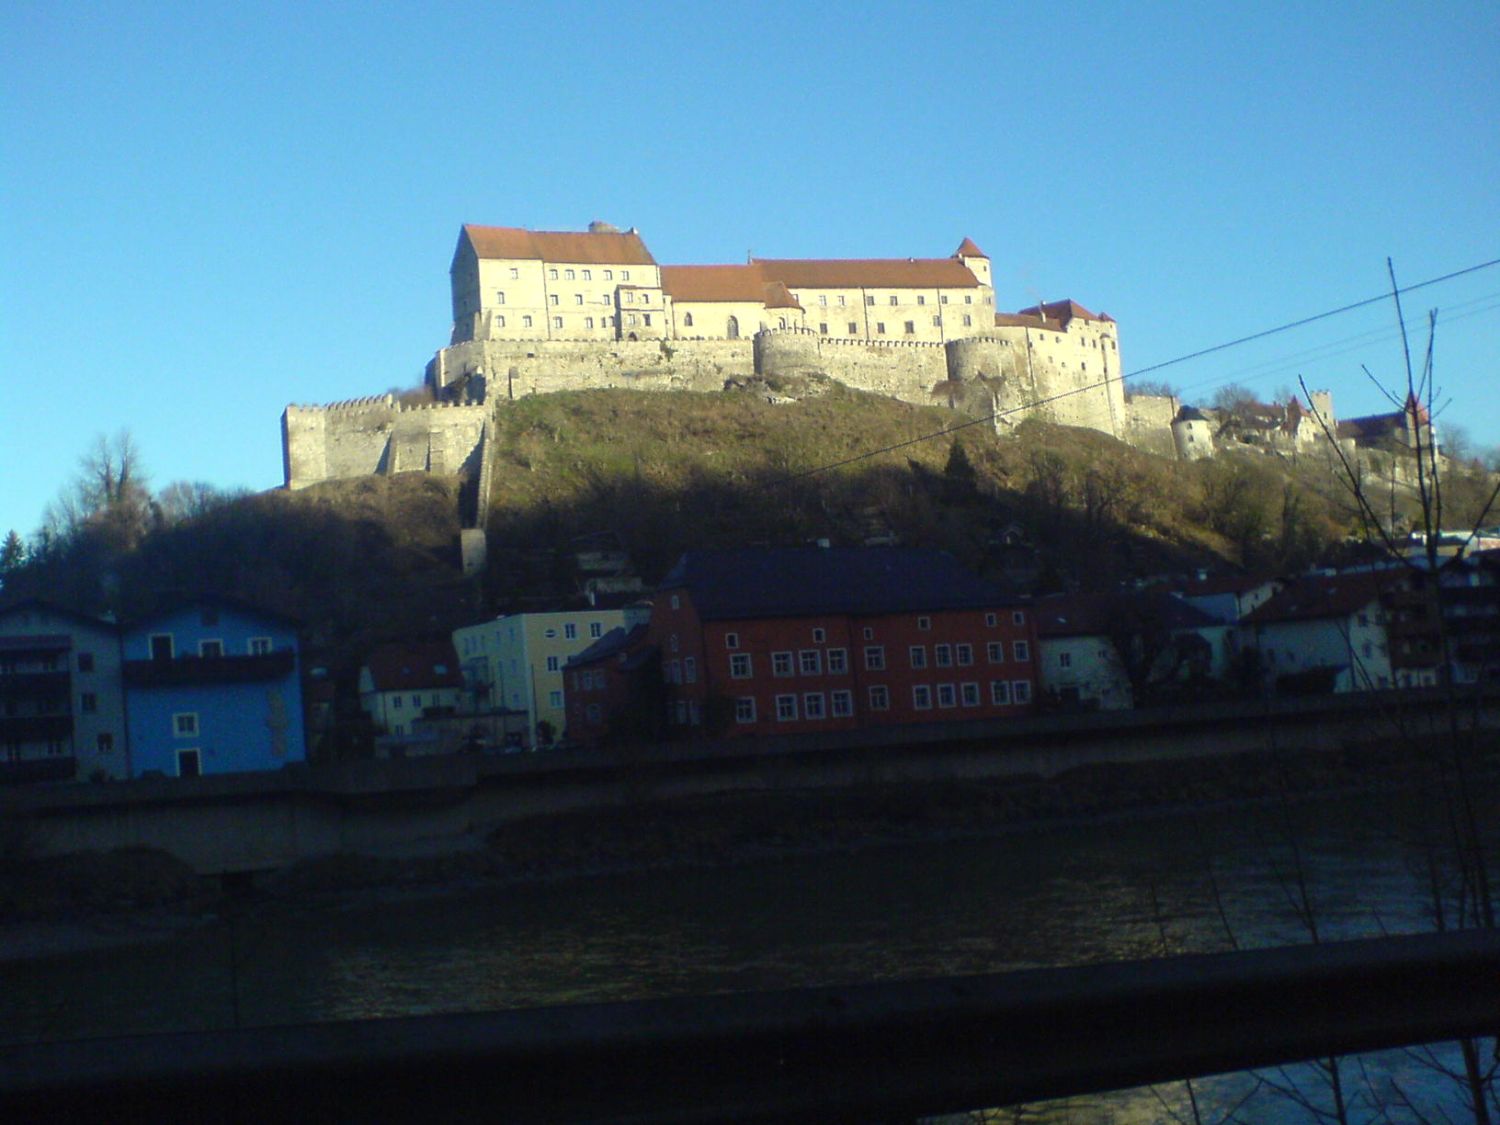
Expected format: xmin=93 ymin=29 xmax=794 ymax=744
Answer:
xmin=683 ymin=312 xmax=694 ymax=328
xmin=726 ymin=315 xmax=739 ymax=339
xmin=777 ymin=317 xmax=787 ymax=329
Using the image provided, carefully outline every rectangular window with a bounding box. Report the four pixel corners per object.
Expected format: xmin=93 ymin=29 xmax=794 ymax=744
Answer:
xmin=565 ymin=269 xmax=575 ymax=280
xmin=912 ymin=685 xmax=933 ymax=710
xmin=937 ymin=683 xmax=957 ymax=708
xmin=827 ymin=648 xmax=848 ymax=674
xmin=933 ymin=315 xmax=941 ymax=327
xmin=917 ymin=295 xmax=927 ymax=306
xmin=889 ymin=295 xmax=898 ymax=306
xmin=838 ymin=295 xmax=847 ymax=306
xmin=77 ymin=652 xmax=94 ymax=672
xmin=812 ymin=628 xmax=826 ymax=643
xmin=589 ymin=622 xmax=603 ymax=638
xmin=965 ymin=295 xmax=974 ymax=304
xmin=1012 ymin=611 xmax=1026 ymax=625
xmin=81 ymin=692 xmax=97 ymax=714
xmin=940 ymin=295 xmax=949 ymax=305
xmin=725 ymin=632 xmax=739 ymax=649
xmin=985 ymin=613 xmax=998 ymax=627
xmin=864 ymin=646 xmax=886 ymax=670
xmin=393 ymin=696 xmax=403 ymax=709
xmin=904 ymin=321 xmax=915 ymax=335
xmin=641 ymin=292 xmax=649 ymax=304
xmin=621 ymin=270 xmax=630 ymax=280
xmin=775 ymin=694 xmax=798 ymax=722
xmin=865 ymin=295 xmax=876 ymax=306
xmin=831 ymin=690 xmax=853 ymax=718
xmin=666 ymin=660 xmax=681 ymax=685
xmin=962 ymin=315 xmax=973 ymax=327
xmin=149 ymin=634 xmax=174 ymax=661
xmin=496 ymin=291 xmax=506 ymax=304
xmin=730 ymin=653 xmax=753 ymax=679
xmin=848 ymin=322 xmax=859 ymax=334
xmin=820 ymin=323 xmax=828 ymax=335
xmin=549 ymin=690 xmax=563 ymax=707
xmin=876 ymin=322 xmax=886 ymax=334
xmin=550 ymin=296 xmax=559 ymax=307
xmin=553 ymin=316 xmax=563 ymax=329
xmin=818 ymin=295 xmax=827 ymax=306
xmin=799 ymin=650 xmax=821 ymax=675
xmin=803 ymin=693 xmax=826 ymax=720
xmin=249 ymin=637 xmax=272 ymax=655
xmin=869 ymin=684 xmax=890 ymax=710
xmin=736 ymin=697 xmax=756 ymax=724
xmin=199 ymin=639 xmax=224 ymax=658
xmin=411 ymin=694 xmax=421 ymax=708
xmin=643 ymin=314 xmax=652 ymax=326
xmin=546 ymin=656 xmax=560 ymax=672
xmin=772 ymin=651 xmax=794 ymax=677
xmin=582 ymin=269 xmax=591 ymax=280
xmin=684 ymin=657 xmax=697 ymax=684
xmin=575 ymin=293 xmax=584 ymax=305
xmin=1013 ymin=641 xmax=1031 ymax=662
xmin=1013 ymin=680 xmax=1033 ymax=704
xmin=604 ymin=270 xmax=613 ymax=280
xmin=863 ymin=627 xmax=874 ymax=640
xmin=961 ymin=682 xmax=980 ymax=707
xmin=917 ymin=616 xmax=931 ymax=631
xmin=1059 ymin=652 xmax=1073 ymax=668
xmin=523 ymin=315 xmax=533 ymax=328
xmin=909 ymin=645 xmax=927 ymax=669
xmin=174 ymin=712 xmax=198 ymax=737
xmin=991 ymin=680 xmax=1012 ymax=705
xmin=549 ymin=268 xmax=558 ymax=280
xmin=956 ymin=644 xmax=974 ymax=666
xmin=564 ymin=623 xmax=578 ymax=640
xmin=935 ymin=643 xmax=953 ymax=667
xmin=177 ymin=748 xmax=201 ymax=778
xmin=987 ymin=641 xmax=1005 ymax=663
xmin=509 ymin=267 xmax=519 ymax=279
xmin=97 ymin=732 xmax=114 ymax=753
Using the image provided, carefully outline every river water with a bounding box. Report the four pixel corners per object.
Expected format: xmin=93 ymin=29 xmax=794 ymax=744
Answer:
xmin=3 ymin=787 xmax=1495 ymax=1122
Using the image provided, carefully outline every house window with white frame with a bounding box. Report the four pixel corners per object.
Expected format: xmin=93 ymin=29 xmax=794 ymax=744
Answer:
xmin=868 ymin=684 xmax=890 ymax=710
xmin=249 ymin=637 xmax=272 ymax=655
xmin=735 ymin=697 xmax=756 ymax=724
xmin=956 ymin=643 xmax=974 ymax=666
xmin=864 ymin=646 xmax=886 ymax=670
xmin=987 ymin=641 xmax=1005 ymax=663
xmin=937 ymin=683 xmax=957 ymax=708
xmin=991 ymin=680 xmax=1011 ymax=705
xmin=772 ymin=651 xmax=794 ymax=677
xmin=827 ymin=648 xmax=848 ymax=674
xmin=173 ymin=712 xmax=199 ymax=737
xmin=799 ymin=650 xmax=821 ymax=675
xmin=775 ymin=694 xmax=798 ymax=721
xmin=1013 ymin=640 xmax=1031 ymax=662
xmin=831 ymin=690 xmax=853 ymax=717
xmin=912 ymin=685 xmax=933 ymax=710
xmin=803 ymin=693 xmax=825 ymax=720
xmin=961 ymin=682 xmax=980 ymax=707
xmin=935 ymin=643 xmax=953 ymax=668
xmin=909 ymin=646 xmax=927 ymax=669
xmin=730 ymin=653 xmax=752 ymax=679
xmin=1013 ymin=680 xmax=1033 ymax=703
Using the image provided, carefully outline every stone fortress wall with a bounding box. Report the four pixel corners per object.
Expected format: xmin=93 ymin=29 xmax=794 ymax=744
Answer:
xmin=282 ymin=396 xmax=488 ymax=491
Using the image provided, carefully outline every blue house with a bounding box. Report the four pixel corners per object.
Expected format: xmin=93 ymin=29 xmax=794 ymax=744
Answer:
xmin=122 ymin=599 xmax=306 ymax=777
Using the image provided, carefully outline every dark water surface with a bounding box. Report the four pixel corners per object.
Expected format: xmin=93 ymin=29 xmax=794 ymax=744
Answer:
xmin=2 ymin=788 xmax=1492 ymax=1122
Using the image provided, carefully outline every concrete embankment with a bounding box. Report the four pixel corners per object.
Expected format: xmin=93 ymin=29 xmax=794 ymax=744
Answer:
xmin=4 ymin=689 xmax=1496 ymax=875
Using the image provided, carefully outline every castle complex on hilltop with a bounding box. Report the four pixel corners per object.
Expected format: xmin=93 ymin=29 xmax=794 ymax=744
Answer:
xmin=284 ymin=222 xmax=1419 ymax=494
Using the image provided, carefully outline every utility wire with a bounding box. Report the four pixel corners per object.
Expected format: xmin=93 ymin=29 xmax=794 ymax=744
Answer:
xmin=773 ymin=256 xmax=1500 ymax=488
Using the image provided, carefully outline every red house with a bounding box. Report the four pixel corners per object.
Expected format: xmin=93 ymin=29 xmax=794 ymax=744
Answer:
xmin=563 ymin=624 xmax=658 ymax=745
xmin=648 ymin=547 xmax=1037 ymax=737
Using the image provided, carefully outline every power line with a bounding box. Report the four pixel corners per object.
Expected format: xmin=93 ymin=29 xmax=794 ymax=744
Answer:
xmin=774 ymin=256 xmax=1500 ymax=488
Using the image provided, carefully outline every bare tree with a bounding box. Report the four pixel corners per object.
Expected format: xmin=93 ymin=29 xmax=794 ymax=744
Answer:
xmin=42 ymin=430 xmax=153 ymax=550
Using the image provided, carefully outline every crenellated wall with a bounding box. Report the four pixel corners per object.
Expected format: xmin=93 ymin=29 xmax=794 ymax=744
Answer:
xmin=282 ymin=397 xmax=489 ymax=490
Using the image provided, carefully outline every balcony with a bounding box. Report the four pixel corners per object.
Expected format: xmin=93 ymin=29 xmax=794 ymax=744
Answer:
xmin=123 ymin=650 xmax=295 ymax=688
xmin=0 ymin=670 xmax=71 ymax=700
xmin=0 ymin=714 xmax=74 ymax=741
xmin=0 ymin=754 xmax=77 ymax=785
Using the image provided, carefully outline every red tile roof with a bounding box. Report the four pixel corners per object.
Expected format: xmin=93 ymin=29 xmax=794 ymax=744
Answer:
xmin=362 ymin=641 xmax=463 ymax=693
xmin=955 ymin=237 xmax=988 ymax=258
xmin=1244 ymin=573 xmax=1390 ymax=625
xmin=752 ymin=257 xmax=981 ymax=290
xmin=659 ymin=265 xmax=805 ymax=311
xmin=461 ymin=224 xmax=657 ymax=266
xmin=1016 ymin=299 xmax=1114 ymax=326
xmin=993 ymin=312 xmax=1062 ymax=331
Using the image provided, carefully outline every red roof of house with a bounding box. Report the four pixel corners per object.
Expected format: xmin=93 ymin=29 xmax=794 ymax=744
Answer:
xmin=1015 ymin=299 xmax=1114 ymax=326
xmin=460 ymin=225 xmax=657 ymax=266
xmin=1244 ymin=573 xmax=1390 ymax=626
xmin=362 ymin=641 xmax=463 ymax=693
xmin=993 ymin=312 xmax=1063 ymax=331
xmin=955 ymin=237 xmax=988 ymax=258
xmin=752 ymin=257 xmax=981 ymax=290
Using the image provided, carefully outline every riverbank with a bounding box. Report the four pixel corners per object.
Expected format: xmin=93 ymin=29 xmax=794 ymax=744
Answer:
xmin=5 ymin=734 xmax=1488 ymax=966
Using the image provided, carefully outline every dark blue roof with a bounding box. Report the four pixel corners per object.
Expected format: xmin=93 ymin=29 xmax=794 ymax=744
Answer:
xmin=659 ymin=548 xmax=1016 ymax=621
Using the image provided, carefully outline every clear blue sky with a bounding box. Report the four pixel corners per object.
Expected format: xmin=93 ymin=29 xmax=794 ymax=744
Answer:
xmin=4 ymin=1 xmax=1497 ymax=541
